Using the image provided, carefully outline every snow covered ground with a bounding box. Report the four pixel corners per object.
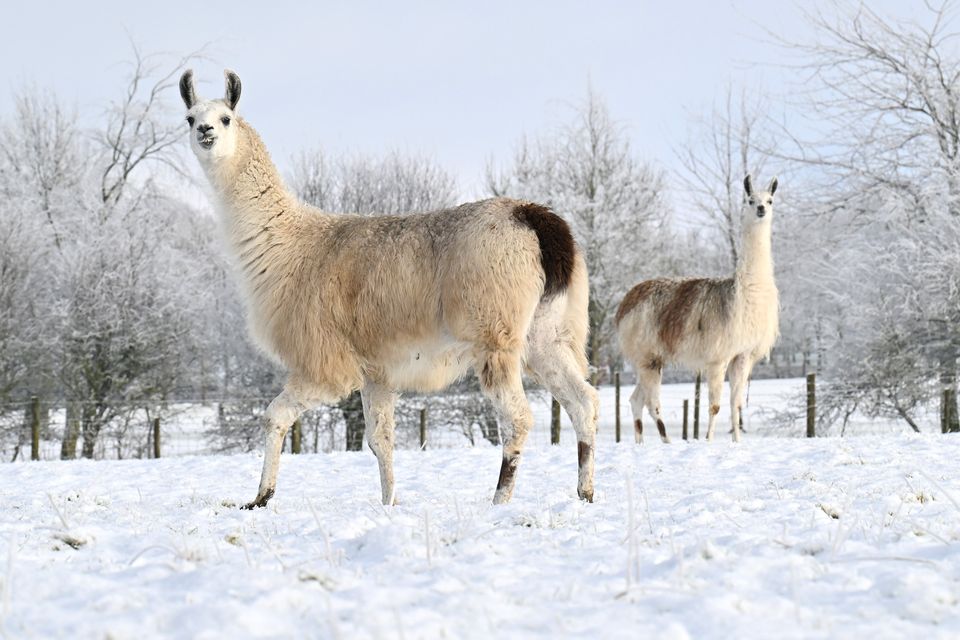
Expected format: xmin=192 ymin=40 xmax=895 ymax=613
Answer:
xmin=2 ymin=434 xmax=959 ymax=638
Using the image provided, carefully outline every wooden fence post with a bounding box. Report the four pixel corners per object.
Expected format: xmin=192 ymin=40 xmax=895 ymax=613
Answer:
xmin=806 ymin=373 xmax=816 ymax=438
xmin=682 ymin=399 xmax=689 ymax=441
xmin=551 ymin=398 xmax=561 ymax=445
xmin=693 ymin=373 xmax=701 ymax=440
xmin=153 ymin=417 xmax=161 ymax=458
xmin=615 ymin=371 xmax=621 ymax=443
xmin=30 ymin=396 xmax=40 ymax=461
xmin=291 ymin=419 xmax=302 ymax=454
xmin=419 ymin=407 xmax=427 ymax=449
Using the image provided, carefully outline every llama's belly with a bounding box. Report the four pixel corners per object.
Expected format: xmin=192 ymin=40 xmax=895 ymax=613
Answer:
xmin=378 ymin=337 xmax=474 ymax=393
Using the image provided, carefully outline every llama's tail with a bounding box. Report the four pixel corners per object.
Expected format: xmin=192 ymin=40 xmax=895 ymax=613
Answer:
xmin=512 ymin=202 xmax=576 ymax=298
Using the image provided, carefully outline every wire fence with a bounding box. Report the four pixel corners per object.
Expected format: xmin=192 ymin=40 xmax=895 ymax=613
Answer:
xmin=0 ymin=375 xmax=943 ymax=463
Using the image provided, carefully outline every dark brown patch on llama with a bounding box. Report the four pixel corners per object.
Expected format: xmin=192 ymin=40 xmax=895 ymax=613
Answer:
xmin=496 ymin=456 xmax=518 ymax=492
xmin=648 ymin=356 xmax=664 ymax=372
xmin=710 ymin=404 xmax=720 ymax=416
xmin=658 ymin=279 xmax=709 ymax=353
xmin=616 ymin=280 xmax=661 ymax=325
xmin=656 ymin=419 xmax=668 ymax=439
xmin=241 ymin=487 xmax=274 ymax=510
xmin=578 ymin=441 xmax=592 ymax=470
xmin=634 ymin=419 xmax=643 ymax=439
xmin=512 ymin=202 xmax=575 ymax=297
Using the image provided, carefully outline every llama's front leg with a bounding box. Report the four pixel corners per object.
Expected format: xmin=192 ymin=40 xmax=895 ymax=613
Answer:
xmin=703 ymin=363 xmax=726 ymax=441
xmin=361 ymin=380 xmax=398 ymax=505
xmin=728 ymin=355 xmax=751 ymax=443
xmin=242 ymin=387 xmax=313 ymax=510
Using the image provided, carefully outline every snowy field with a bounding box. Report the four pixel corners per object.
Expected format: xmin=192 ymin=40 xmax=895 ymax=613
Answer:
xmin=2 ymin=433 xmax=959 ymax=638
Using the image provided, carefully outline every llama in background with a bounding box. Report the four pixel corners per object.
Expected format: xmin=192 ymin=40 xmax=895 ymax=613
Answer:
xmin=179 ymin=70 xmax=598 ymax=507
xmin=616 ymin=175 xmax=780 ymax=443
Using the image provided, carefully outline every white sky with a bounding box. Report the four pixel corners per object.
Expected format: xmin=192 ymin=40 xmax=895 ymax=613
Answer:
xmin=0 ymin=0 xmax=917 ymax=199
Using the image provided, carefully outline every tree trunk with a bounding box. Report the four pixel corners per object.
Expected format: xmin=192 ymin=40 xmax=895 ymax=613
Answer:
xmin=340 ymin=391 xmax=365 ymax=451
xmin=478 ymin=401 xmax=501 ymax=445
xmin=80 ymin=407 xmax=101 ymax=459
xmin=60 ymin=399 xmax=80 ymax=460
xmin=941 ymin=363 xmax=960 ymax=433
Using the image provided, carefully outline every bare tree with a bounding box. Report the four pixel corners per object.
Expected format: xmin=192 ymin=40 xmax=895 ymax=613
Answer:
xmin=677 ymin=84 xmax=775 ymax=269
xmin=785 ymin=1 xmax=960 ymax=432
xmin=487 ymin=88 xmax=672 ymax=380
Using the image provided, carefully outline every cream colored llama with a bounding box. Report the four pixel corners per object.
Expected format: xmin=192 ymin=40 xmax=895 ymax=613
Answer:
xmin=180 ymin=70 xmax=598 ymax=508
xmin=616 ymin=175 xmax=779 ymax=443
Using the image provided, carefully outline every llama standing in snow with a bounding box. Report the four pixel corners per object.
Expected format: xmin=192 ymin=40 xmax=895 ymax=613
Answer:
xmin=616 ymin=175 xmax=779 ymax=443
xmin=180 ymin=70 xmax=598 ymax=507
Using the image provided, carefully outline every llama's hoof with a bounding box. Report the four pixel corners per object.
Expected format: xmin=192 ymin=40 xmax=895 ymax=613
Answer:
xmin=578 ymin=487 xmax=594 ymax=503
xmin=241 ymin=489 xmax=274 ymax=510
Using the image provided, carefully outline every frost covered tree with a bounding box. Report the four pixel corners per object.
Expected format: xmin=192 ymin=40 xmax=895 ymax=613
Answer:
xmin=785 ymin=1 xmax=960 ymax=432
xmin=486 ymin=89 xmax=672 ymax=380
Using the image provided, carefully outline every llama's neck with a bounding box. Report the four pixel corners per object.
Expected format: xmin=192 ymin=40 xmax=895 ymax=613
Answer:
xmin=203 ymin=120 xmax=312 ymax=240
xmin=735 ymin=225 xmax=775 ymax=294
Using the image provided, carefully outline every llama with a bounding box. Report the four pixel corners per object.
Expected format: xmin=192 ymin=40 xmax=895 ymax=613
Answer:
xmin=615 ymin=175 xmax=779 ymax=443
xmin=179 ymin=70 xmax=599 ymax=508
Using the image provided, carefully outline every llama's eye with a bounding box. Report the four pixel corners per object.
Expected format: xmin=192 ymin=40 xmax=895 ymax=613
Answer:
xmin=221 ymin=116 xmax=231 ymax=126
xmin=186 ymin=116 xmax=195 ymax=127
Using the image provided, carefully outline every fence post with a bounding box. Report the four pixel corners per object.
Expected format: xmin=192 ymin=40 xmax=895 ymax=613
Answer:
xmin=30 ymin=396 xmax=40 ymax=461
xmin=153 ymin=417 xmax=161 ymax=459
xmin=806 ymin=373 xmax=816 ymax=438
xmin=615 ymin=371 xmax=621 ymax=443
xmin=419 ymin=407 xmax=427 ymax=449
xmin=291 ymin=419 xmax=302 ymax=454
xmin=693 ymin=373 xmax=701 ymax=440
xmin=682 ymin=399 xmax=689 ymax=441
xmin=550 ymin=398 xmax=561 ymax=445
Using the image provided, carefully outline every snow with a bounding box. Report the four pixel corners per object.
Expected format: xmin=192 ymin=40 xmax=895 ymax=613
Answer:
xmin=2 ymin=433 xmax=959 ymax=638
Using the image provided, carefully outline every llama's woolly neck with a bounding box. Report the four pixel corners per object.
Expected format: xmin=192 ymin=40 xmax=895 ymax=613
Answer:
xmin=735 ymin=224 xmax=775 ymax=293
xmin=205 ymin=119 xmax=313 ymax=231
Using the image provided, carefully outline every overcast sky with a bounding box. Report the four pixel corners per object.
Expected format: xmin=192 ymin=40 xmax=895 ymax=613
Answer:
xmin=1 ymin=1 xmax=917 ymax=199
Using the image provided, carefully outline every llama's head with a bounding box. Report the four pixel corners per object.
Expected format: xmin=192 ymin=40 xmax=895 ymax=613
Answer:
xmin=742 ymin=174 xmax=778 ymax=227
xmin=179 ymin=69 xmax=242 ymax=164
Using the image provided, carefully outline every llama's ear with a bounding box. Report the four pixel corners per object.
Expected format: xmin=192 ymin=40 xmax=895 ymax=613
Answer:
xmin=743 ymin=174 xmax=753 ymax=197
xmin=768 ymin=176 xmax=778 ymax=195
xmin=224 ymin=70 xmax=242 ymax=110
xmin=179 ymin=70 xmax=197 ymax=109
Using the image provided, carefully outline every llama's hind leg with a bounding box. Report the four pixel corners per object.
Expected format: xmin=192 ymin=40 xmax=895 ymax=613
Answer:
xmin=638 ymin=361 xmax=670 ymax=443
xmin=362 ymin=380 xmax=399 ymax=505
xmin=528 ymin=344 xmax=599 ymax=502
xmin=728 ymin=354 xmax=751 ymax=443
xmin=480 ymin=350 xmax=534 ymax=505
xmin=243 ymin=383 xmax=321 ymax=510
xmin=704 ymin=363 xmax=726 ymax=441
xmin=629 ymin=384 xmax=646 ymax=444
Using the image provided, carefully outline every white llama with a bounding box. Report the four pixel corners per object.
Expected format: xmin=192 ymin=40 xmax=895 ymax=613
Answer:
xmin=616 ymin=175 xmax=779 ymax=443
xmin=180 ymin=70 xmax=599 ymax=507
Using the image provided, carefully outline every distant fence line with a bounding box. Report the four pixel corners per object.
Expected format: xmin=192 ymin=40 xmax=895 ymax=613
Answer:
xmin=5 ymin=374 xmax=951 ymax=463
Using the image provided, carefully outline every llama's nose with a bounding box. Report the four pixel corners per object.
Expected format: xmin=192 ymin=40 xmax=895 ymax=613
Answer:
xmin=757 ymin=205 xmax=766 ymax=215
xmin=197 ymin=124 xmax=214 ymax=134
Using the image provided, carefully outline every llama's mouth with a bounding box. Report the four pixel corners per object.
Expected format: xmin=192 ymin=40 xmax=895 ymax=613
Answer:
xmin=198 ymin=135 xmax=216 ymax=149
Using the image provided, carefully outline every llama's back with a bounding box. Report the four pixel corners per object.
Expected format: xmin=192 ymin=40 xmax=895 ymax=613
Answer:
xmin=617 ymin=276 xmax=737 ymax=370
xmin=282 ymin=197 xmax=582 ymax=393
